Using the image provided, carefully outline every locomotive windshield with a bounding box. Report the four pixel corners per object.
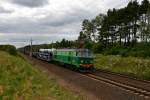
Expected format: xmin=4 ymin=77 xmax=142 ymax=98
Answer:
xmin=77 ymin=49 xmax=93 ymax=57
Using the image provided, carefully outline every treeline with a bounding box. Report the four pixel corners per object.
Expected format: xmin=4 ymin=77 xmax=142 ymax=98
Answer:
xmin=0 ymin=45 xmax=17 ymax=56
xmin=78 ymin=0 xmax=150 ymax=46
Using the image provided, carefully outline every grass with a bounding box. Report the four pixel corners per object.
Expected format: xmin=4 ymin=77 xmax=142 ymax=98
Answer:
xmin=0 ymin=51 xmax=85 ymax=100
xmin=94 ymin=54 xmax=150 ymax=80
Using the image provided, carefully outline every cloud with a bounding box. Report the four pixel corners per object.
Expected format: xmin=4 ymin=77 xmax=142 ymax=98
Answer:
xmin=0 ymin=4 xmax=97 ymax=34
xmin=41 ymin=8 xmax=96 ymax=27
xmin=0 ymin=7 xmax=13 ymax=14
xmin=9 ymin=0 xmax=49 ymax=8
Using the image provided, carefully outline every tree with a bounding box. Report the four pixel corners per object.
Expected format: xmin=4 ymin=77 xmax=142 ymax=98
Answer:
xmin=139 ymin=0 xmax=150 ymax=42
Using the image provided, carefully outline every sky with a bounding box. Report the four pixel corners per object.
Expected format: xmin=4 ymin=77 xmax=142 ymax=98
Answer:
xmin=0 ymin=0 xmax=143 ymax=48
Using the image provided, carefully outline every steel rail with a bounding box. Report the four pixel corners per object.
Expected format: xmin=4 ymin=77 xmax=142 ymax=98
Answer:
xmin=84 ymin=73 xmax=150 ymax=99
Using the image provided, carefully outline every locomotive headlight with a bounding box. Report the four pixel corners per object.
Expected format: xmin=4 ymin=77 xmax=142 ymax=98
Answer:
xmin=80 ymin=60 xmax=84 ymax=63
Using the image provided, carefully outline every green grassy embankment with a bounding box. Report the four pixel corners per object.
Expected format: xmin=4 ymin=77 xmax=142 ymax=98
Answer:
xmin=0 ymin=51 xmax=84 ymax=100
xmin=94 ymin=54 xmax=150 ymax=80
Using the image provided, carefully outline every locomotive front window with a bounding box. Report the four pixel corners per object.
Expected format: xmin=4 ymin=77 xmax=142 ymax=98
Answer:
xmin=77 ymin=49 xmax=93 ymax=57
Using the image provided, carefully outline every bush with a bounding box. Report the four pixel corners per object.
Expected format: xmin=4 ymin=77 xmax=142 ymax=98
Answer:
xmin=95 ymin=42 xmax=150 ymax=58
xmin=0 ymin=45 xmax=17 ymax=56
xmin=120 ymin=49 xmax=128 ymax=57
xmin=92 ymin=42 xmax=104 ymax=53
xmin=84 ymin=42 xmax=93 ymax=50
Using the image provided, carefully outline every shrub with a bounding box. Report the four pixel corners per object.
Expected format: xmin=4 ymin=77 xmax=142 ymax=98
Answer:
xmin=92 ymin=42 xmax=104 ymax=53
xmin=0 ymin=45 xmax=17 ymax=56
xmin=95 ymin=42 xmax=150 ymax=58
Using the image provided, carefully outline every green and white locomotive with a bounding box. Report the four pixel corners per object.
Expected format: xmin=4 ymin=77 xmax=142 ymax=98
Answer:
xmin=53 ymin=49 xmax=94 ymax=71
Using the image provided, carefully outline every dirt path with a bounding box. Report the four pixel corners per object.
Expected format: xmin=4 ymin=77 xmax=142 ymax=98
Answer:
xmin=23 ymin=54 xmax=148 ymax=100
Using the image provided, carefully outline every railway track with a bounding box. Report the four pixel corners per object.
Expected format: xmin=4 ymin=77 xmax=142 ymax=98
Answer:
xmin=83 ymin=73 xmax=150 ymax=99
xmin=96 ymin=69 xmax=150 ymax=83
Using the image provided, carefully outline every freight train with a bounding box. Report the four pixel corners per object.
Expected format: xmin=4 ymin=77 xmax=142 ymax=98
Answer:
xmin=24 ymin=48 xmax=94 ymax=72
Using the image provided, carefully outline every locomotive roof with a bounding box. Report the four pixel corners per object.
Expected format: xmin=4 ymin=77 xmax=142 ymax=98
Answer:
xmin=55 ymin=49 xmax=89 ymax=52
xmin=39 ymin=48 xmax=56 ymax=52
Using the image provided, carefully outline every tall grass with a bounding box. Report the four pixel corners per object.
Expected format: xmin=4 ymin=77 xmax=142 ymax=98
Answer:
xmin=94 ymin=54 xmax=150 ymax=80
xmin=0 ymin=51 xmax=84 ymax=100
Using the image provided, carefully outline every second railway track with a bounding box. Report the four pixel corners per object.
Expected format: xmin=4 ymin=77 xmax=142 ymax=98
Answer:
xmin=96 ymin=69 xmax=150 ymax=83
xmin=83 ymin=73 xmax=150 ymax=99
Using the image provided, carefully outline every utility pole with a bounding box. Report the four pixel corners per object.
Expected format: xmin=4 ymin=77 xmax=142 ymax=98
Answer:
xmin=30 ymin=38 xmax=33 ymax=57
xmin=52 ymin=41 xmax=53 ymax=49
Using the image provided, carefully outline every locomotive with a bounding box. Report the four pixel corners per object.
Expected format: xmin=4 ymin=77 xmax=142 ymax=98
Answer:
xmin=32 ymin=48 xmax=94 ymax=72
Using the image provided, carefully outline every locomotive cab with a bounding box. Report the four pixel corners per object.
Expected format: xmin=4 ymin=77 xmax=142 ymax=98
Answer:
xmin=77 ymin=49 xmax=94 ymax=70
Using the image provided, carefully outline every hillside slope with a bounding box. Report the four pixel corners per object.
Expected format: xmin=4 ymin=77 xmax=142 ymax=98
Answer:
xmin=0 ymin=51 xmax=82 ymax=100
